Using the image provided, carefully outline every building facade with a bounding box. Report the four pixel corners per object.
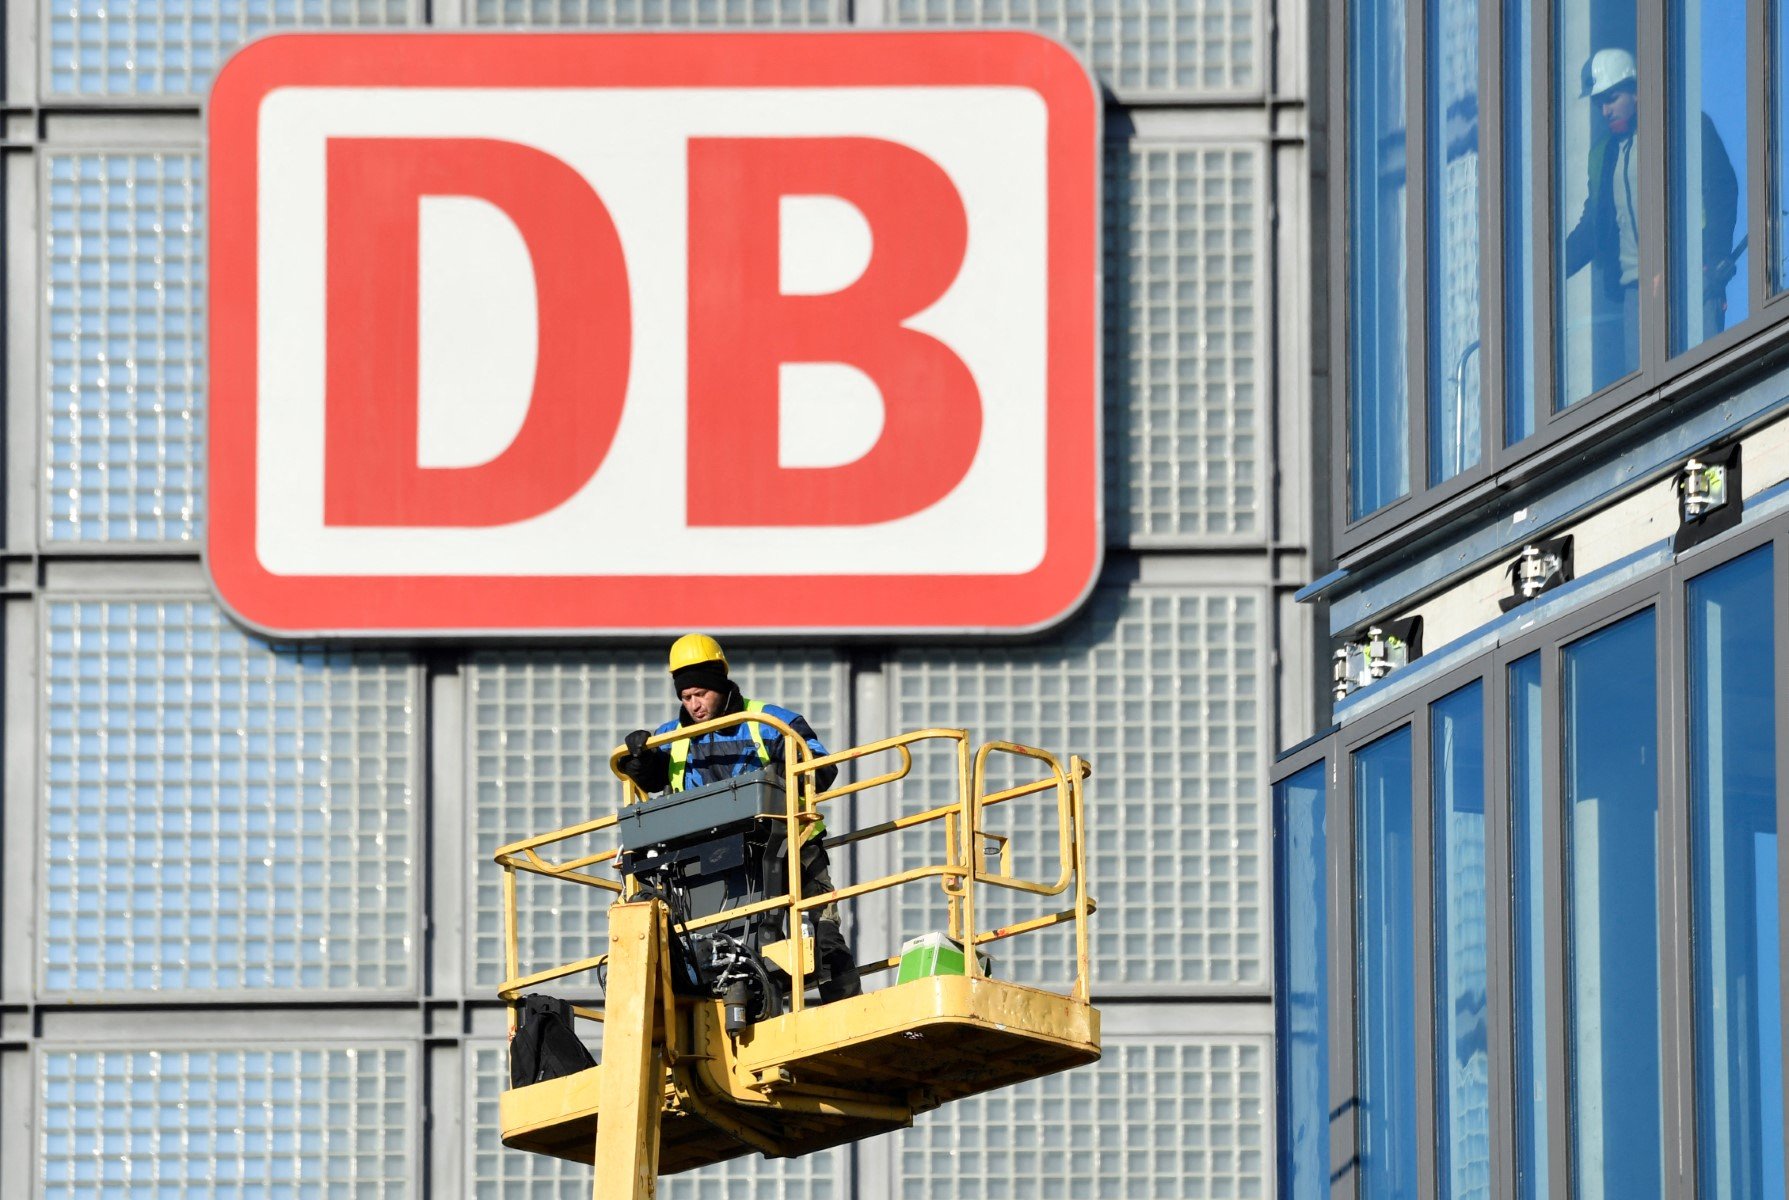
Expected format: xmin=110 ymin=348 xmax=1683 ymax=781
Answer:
xmin=0 ymin=1 xmax=1318 ymax=1196
xmin=1277 ymin=0 xmax=1789 ymax=1197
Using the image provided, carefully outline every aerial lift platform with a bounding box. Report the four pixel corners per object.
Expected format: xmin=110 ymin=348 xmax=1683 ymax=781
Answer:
xmin=491 ymin=712 xmax=1099 ymax=1196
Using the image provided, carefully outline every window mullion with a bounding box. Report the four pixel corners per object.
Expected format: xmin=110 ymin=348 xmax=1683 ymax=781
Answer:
xmin=1409 ymin=0 xmax=1434 ymax=507
xmin=1412 ymin=703 xmax=1441 ymax=1200
xmin=1657 ymin=555 xmax=1697 ymax=1195
xmin=1638 ymin=0 xmax=1670 ymax=377
xmin=1483 ymin=0 xmax=1510 ymax=473
xmin=1539 ymin=637 xmax=1571 ymax=1200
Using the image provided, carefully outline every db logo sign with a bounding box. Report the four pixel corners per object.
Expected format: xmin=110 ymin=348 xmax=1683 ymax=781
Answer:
xmin=207 ymin=32 xmax=1100 ymax=636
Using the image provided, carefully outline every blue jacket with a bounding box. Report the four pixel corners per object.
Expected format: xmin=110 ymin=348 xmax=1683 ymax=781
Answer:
xmin=633 ymin=685 xmax=838 ymax=795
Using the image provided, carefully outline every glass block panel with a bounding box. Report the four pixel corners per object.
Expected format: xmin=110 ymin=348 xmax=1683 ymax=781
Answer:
xmin=889 ymin=0 xmax=1259 ymax=94
xmin=890 ymin=587 xmax=1264 ymax=990
xmin=468 ymin=648 xmax=844 ymax=989
xmin=44 ymin=153 xmax=203 ymax=545
xmin=46 ymin=0 xmax=413 ymax=98
xmin=470 ymin=0 xmax=836 ymax=27
xmin=892 ymin=1037 xmax=1269 ymax=1197
xmin=41 ymin=599 xmax=417 ymax=993
xmin=466 ymin=1044 xmax=844 ymax=1198
xmin=39 ymin=1046 xmax=411 ymax=1197
xmin=1105 ymin=142 xmax=1264 ymax=543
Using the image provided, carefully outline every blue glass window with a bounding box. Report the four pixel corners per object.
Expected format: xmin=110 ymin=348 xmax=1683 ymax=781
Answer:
xmin=1276 ymin=761 xmax=1330 ymax=1199
xmin=1688 ymin=548 xmax=1785 ymax=1200
xmin=1349 ymin=0 xmax=1411 ymax=518
xmin=1556 ymin=6 xmax=1640 ymax=407
xmin=1509 ymin=653 xmax=1550 ymax=1200
xmin=1505 ymin=0 xmax=1539 ymax=445
xmin=1563 ymin=609 xmax=1665 ymax=1200
xmin=1432 ymin=682 xmax=1489 ymax=1199
xmin=1355 ymin=726 xmax=1418 ymax=1196
xmin=1668 ymin=0 xmax=1748 ymax=354
xmin=1429 ymin=0 xmax=1483 ymax=484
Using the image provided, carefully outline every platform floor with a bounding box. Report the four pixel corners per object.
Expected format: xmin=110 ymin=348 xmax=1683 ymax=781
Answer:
xmin=500 ymin=974 xmax=1101 ymax=1174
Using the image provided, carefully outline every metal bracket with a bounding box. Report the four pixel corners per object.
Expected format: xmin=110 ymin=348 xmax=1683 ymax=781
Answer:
xmin=1675 ymin=444 xmax=1743 ymax=551
xmin=1332 ymin=616 xmax=1424 ymax=700
xmin=1499 ymin=536 xmax=1574 ymax=612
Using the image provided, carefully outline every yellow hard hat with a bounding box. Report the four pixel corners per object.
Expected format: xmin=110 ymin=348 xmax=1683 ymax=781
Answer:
xmin=669 ymin=633 xmax=727 ymax=674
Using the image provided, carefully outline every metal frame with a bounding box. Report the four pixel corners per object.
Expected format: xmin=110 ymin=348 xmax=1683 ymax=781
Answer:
xmin=1330 ymin=0 xmax=1789 ymax=560
xmin=1273 ymin=501 xmax=1789 ymax=1198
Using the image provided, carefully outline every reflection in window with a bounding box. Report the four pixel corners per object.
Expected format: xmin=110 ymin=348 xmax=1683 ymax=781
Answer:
xmin=1563 ymin=609 xmax=1665 ymax=1200
xmin=1669 ymin=0 xmax=1747 ymax=354
xmin=1276 ymin=762 xmax=1329 ymax=1198
xmin=1355 ymin=727 xmax=1418 ymax=1195
xmin=1506 ymin=0 xmax=1538 ymax=445
xmin=1429 ymin=0 xmax=1482 ymax=484
xmin=1509 ymin=653 xmax=1550 ymax=1200
xmin=1557 ymin=8 xmax=1640 ymax=407
xmin=1688 ymin=548 xmax=1785 ymax=1200
xmin=1349 ymin=0 xmax=1411 ymax=518
xmin=1433 ymin=682 xmax=1489 ymax=1199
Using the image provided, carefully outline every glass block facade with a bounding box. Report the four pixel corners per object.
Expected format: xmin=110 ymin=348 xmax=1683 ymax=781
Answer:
xmin=41 ymin=599 xmax=417 ymax=995
xmin=890 ymin=587 xmax=1266 ymax=991
xmin=889 ymin=0 xmax=1261 ymax=95
xmin=8 ymin=0 xmax=1309 ymax=1194
xmin=44 ymin=153 xmax=204 ymax=545
xmin=45 ymin=0 xmax=415 ymax=98
xmin=894 ymin=1038 xmax=1271 ymax=1198
xmin=470 ymin=0 xmax=838 ymax=25
xmin=39 ymin=1047 xmax=412 ymax=1198
xmin=1107 ymin=142 xmax=1265 ymax=543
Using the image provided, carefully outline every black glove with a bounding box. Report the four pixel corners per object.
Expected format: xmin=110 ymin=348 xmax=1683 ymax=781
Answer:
xmin=618 ymin=729 xmax=667 ymax=792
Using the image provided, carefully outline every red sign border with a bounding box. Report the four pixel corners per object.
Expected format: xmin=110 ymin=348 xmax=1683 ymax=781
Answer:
xmin=207 ymin=30 xmax=1101 ymax=636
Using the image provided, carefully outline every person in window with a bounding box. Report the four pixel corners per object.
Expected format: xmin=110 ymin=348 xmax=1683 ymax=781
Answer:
xmin=1564 ymin=48 xmax=1739 ymax=374
xmin=617 ymin=634 xmax=862 ymax=1003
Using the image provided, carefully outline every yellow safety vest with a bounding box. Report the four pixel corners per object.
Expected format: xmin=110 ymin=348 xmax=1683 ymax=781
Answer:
xmin=667 ymin=699 xmax=824 ymax=841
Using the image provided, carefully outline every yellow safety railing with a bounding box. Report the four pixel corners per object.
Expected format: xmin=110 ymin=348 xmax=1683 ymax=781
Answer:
xmin=491 ymin=713 xmax=1096 ymax=1033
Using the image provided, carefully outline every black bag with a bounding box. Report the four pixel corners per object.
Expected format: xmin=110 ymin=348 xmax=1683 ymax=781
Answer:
xmin=509 ymin=994 xmax=598 ymax=1087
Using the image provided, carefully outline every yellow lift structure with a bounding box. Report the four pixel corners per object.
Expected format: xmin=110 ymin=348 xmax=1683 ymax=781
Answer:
xmin=491 ymin=711 xmax=1100 ymax=1197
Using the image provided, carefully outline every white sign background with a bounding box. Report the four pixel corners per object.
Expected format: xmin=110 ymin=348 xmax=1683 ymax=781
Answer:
xmin=255 ymin=87 xmax=1050 ymax=578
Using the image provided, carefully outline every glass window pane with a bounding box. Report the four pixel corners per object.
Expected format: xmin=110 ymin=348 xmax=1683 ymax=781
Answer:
xmin=1688 ymin=547 xmax=1786 ymax=1200
xmin=1349 ymin=0 xmax=1411 ymax=518
xmin=1429 ymin=0 xmax=1482 ymax=484
xmin=1355 ymin=726 xmax=1418 ymax=1195
xmin=1668 ymin=0 xmax=1748 ymax=353
xmin=1563 ymin=608 xmax=1665 ymax=1200
xmin=1509 ymin=652 xmax=1550 ymax=1200
xmin=1557 ymin=7 xmax=1640 ymax=407
xmin=1506 ymin=0 xmax=1539 ymax=445
xmin=1276 ymin=761 xmax=1329 ymax=1197
xmin=1433 ymin=682 xmax=1488 ymax=1200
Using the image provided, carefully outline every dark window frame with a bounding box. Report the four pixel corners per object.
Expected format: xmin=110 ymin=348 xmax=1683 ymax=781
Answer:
xmin=1330 ymin=0 xmax=1789 ymax=558
xmin=1272 ymin=506 xmax=1789 ymax=1198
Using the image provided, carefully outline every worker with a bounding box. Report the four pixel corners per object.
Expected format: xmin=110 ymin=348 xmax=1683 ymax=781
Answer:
xmin=1565 ymin=47 xmax=1739 ymax=377
xmin=617 ymin=634 xmax=862 ymax=1002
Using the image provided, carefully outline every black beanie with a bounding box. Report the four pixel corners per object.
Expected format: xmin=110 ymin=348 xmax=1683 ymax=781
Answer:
xmin=672 ymin=660 xmax=730 ymax=697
